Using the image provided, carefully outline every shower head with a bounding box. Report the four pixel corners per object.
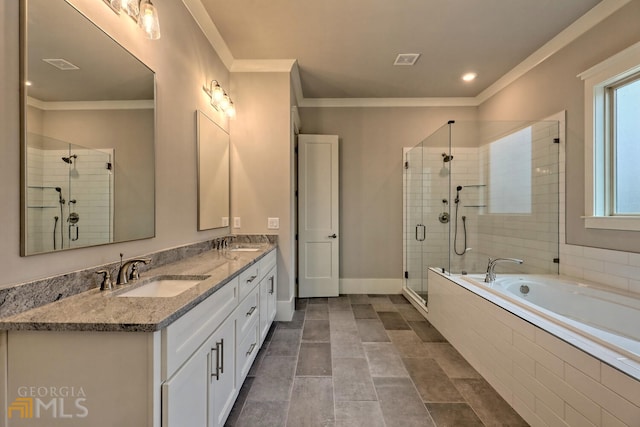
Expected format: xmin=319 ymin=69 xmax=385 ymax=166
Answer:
xmin=455 ymin=185 xmax=463 ymax=204
xmin=441 ymin=153 xmax=454 ymax=162
xmin=61 ymin=154 xmax=77 ymax=164
xmin=457 ymin=185 xmax=463 ymax=191
xmin=55 ymin=187 xmax=61 ymax=192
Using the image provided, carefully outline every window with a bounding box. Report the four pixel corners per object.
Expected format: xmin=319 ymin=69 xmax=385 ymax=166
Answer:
xmin=489 ymin=127 xmax=532 ymax=214
xmin=609 ymin=76 xmax=640 ymax=215
xmin=580 ymin=41 xmax=640 ymax=231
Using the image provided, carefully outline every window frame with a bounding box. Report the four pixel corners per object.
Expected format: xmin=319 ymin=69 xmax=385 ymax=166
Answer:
xmin=579 ymin=41 xmax=640 ymax=231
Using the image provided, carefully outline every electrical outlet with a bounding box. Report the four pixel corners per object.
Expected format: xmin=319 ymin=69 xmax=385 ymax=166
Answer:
xmin=233 ymin=217 xmax=241 ymax=228
xmin=222 ymin=217 xmax=229 ymax=227
xmin=267 ymin=217 xmax=280 ymax=229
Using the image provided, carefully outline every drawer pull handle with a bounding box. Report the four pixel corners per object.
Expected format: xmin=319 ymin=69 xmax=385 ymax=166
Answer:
xmin=211 ymin=347 xmax=219 ymax=381
xmin=217 ymin=339 xmax=224 ymax=374
xmin=246 ymin=275 xmax=257 ymax=283
xmin=246 ymin=306 xmax=257 ymax=316
xmin=269 ymin=275 xmax=274 ymax=294
xmin=246 ymin=343 xmax=256 ymax=356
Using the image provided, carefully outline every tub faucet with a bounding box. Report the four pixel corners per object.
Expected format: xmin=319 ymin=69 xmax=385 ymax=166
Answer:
xmin=484 ymin=257 xmax=523 ymax=283
xmin=117 ymin=258 xmax=152 ymax=285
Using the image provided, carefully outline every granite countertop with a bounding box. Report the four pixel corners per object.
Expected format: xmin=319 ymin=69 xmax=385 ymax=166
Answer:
xmin=0 ymin=244 xmax=276 ymax=333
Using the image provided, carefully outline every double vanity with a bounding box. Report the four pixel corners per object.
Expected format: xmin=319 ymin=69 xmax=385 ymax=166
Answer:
xmin=0 ymin=244 xmax=277 ymax=427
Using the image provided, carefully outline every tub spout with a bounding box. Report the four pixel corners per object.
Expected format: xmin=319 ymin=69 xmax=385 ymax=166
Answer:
xmin=484 ymin=257 xmax=523 ymax=283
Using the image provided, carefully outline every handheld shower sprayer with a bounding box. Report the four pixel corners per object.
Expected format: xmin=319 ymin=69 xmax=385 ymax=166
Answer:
xmin=454 ymin=185 xmax=462 ymax=204
xmin=55 ymin=187 xmax=65 ymax=204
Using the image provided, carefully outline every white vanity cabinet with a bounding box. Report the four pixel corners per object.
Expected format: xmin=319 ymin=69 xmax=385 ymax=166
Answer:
xmin=162 ymin=312 xmax=236 ymax=427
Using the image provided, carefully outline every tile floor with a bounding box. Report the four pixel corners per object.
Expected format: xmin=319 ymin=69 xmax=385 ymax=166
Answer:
xmin=225 ymin=294 xmax=528 ymax=427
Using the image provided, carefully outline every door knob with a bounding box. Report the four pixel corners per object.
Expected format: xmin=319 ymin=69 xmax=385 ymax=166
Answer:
xmin=328 ymin=234 xmax=337 ymax=238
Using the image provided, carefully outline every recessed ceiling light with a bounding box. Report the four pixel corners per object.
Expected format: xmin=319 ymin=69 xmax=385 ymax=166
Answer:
xmin=42 ymin=58 xmax=80 ymax=71
xmin=394 ymin=54 xmax=421 ymax=66
xmin=462 ymin=72 xmax=477 ymax=82
xmin=25 ymin=81 xmax=32 ymax=86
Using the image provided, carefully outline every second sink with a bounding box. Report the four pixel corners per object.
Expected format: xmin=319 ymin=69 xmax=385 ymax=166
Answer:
xmin=116 ymin=275 xmax=209 ymax=298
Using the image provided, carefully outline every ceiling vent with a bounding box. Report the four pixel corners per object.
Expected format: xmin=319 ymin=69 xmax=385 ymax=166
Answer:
xmin=42 ymin=58 xmax=80 ymax=70
xmin=393 ymin=53 xmax=420 ymax=66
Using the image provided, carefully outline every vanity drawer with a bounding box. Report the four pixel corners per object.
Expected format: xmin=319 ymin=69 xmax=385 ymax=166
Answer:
xmin=236 ymin=317 xmax=259 ymax=384
xmin=238 ymin=263 xmax=260 ymax=300
xmin=162 ymin=278 xmax=238 ymax=379
xmin=236 ymin=287 xmax=259 ymax=338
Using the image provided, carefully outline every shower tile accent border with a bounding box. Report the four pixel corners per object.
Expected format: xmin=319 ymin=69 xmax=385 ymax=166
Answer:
xmin=0 ymin=234 xmax=277 ymax=318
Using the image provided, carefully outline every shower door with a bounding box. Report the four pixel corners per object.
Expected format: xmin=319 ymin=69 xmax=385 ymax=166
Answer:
xmin=404 ymin=145 xmax=426 ymax=302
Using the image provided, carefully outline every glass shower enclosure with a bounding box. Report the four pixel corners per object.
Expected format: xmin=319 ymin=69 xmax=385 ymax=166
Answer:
xmin=403 ymin=120 xmax=560 ymax=307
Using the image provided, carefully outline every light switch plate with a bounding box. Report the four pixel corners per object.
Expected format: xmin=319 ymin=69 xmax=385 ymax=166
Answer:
xmin=267 ymin=217 xmax=280 ymax=229
xmin=233 ymin=217 xmax=241 ymax=228
xmin=222 ymin=217 xmax=229 ymax=227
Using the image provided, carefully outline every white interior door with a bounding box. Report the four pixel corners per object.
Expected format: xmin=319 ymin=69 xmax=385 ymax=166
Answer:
xmin=298 ymin=134 xmax=339 ymax=298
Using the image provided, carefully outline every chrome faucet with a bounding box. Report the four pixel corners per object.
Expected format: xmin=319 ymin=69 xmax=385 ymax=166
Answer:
xmin=484 ymin=257 xmax=523 ymax=283
xmin=117 ymin=258 xmax=152 ymax=285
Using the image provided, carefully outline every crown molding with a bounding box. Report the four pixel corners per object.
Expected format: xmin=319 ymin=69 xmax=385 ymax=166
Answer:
xmin=182 ymin=0 xmax=234 ymax=70
xmin=299 ymin=97 xmax=479 ymax=108
xmin=231 ymin=59 xmax=297 ymax=72
xmin=476 ymin=0 xmax=631 ymax=104
xmin=27 ymin=97 xmax=154 ymax=111
xmin=186 ymin=0 xmax=630 ymax=108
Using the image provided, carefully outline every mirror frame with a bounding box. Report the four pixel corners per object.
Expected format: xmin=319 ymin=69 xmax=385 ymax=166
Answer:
xmin=19 ymin=0 xmax=157 ymax=256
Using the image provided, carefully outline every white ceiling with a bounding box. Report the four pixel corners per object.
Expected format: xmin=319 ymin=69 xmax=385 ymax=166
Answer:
xmin=196 ymin=0 xmax=604 ymax=101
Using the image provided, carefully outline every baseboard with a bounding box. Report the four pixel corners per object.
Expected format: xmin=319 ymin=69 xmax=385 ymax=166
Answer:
xmin=339 ymin=278 xmax=403 ymax=294
xmin=275 ymin=295 xmax=295 ymax=322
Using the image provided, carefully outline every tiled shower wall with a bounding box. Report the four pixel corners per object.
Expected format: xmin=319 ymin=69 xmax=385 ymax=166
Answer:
xmin=26 ymin=147 xmax=113 ymax=253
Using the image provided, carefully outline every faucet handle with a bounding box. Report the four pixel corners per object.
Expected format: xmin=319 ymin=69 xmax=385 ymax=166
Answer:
xmin=129 ymin=263 xmax=141 ymax=281
xmin=96 ymin=269 xmax=113 ymax=291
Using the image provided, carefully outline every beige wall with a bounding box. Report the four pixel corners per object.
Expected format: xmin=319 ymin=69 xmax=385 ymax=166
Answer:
xmin=1 ymin=0 xmax=232 ymax=286
xmin=230 ymin=72 xmax=295 ymax=303
xmin=478 ymin=0 xmax=640 ymax=253
xmin=299 ymin=107 xmax=477 ymax=279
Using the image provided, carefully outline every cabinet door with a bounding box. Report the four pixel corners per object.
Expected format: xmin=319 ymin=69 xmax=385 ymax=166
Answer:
xmin=209 ymin=316 xmax=237 ymax=427
xmin=162 ymin=343 xmax=209 ymax=427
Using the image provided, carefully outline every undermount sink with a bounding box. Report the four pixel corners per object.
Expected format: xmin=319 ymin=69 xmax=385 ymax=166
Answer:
xmin=116 ymin=275 xmax=209 ymax=298
xmin=229 ymin=247 xmax=260 ymax=252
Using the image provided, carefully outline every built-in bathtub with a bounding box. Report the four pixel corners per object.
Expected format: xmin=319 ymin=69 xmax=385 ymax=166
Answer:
xmin=424 ymin=269 xmax=640 ymax=426
xmin=461 ymin=273 xmax=640 ymax=365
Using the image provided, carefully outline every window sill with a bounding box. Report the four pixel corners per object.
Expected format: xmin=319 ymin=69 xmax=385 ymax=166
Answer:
xmin=583 ymin=216 xmax=640 ymax=231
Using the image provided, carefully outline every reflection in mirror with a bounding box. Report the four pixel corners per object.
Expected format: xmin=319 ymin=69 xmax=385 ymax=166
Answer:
xmin=197 ymin=111 xmax=230 ymax=231
xmin=21 ymin=0 xmax=156 ymax=255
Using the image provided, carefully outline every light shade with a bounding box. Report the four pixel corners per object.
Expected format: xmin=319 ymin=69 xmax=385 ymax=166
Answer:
xmin=139 ymin=0 xmax=161 ymax=40
xmin=122 ymin=0 xmax=139 ymax=17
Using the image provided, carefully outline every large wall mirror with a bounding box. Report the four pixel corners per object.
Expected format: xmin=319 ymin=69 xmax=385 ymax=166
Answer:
xmin=196 ymin=111 xmax=230 ymax=231
xmin=21 ymin=0 xmax=156 ymax=255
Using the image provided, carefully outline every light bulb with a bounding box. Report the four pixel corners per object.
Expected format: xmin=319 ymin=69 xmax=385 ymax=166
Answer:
xmin=211 ymin=82 xmax=225 ymax=103
xmin=218 ymin=95 xmax=231 ymax=111
xmin=139 ymin=0 xmax=161 ymax=40
xmin=225 ymin=102 xmax=236 ymax=118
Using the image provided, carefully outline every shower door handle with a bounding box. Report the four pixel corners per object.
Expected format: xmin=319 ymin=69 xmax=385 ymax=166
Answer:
xmin=415 ymin=224 xmax=426 ymax=241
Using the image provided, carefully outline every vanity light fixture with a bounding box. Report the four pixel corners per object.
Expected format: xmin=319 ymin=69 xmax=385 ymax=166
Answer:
xmin=102 ymin=0 xmax=161 ymax=40
xmin=203 ymin=80 xmax=236 ymax=118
